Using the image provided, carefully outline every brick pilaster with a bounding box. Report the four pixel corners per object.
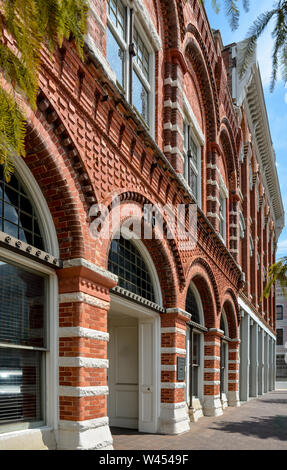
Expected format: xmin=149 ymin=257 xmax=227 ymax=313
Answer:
xmin=227 ymin=339 xmax=240 ymax=407
xmin=203 ymin=330 xmax=223 ymax=416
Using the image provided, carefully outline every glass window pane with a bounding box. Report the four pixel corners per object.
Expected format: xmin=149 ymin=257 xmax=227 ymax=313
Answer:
xmin=132 ymin=70 xmax=149 ymax=125
xmin=107 ymin=26 xmax=125 ymax=89
xmin=107 ymin=0 xmax=126 ymax=39
xmin=185 ymin=288 xmax=200 ymax=324
xmin=0 ymin=348 xmax=43 ymax=429
xmin=108 ymin=236 xmax=155 ymax=302
xmin=188 ymin=167 xmax=198 ymax=200
xmin=0 ymin=261 xmax=46 ymax=348
xmin=133 ymin=28 xmax=150 ymax=81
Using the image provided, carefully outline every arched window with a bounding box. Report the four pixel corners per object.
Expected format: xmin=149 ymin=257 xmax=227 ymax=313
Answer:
xmin=108 ymin=236 xmax=155 ymax=302
xmin=185 ymin=287 xmax=200 ymax=324
xmin=0 ymin=167 xmax=56 ymax=434
xmin=0 ymin=167 xmax=45 ymax=250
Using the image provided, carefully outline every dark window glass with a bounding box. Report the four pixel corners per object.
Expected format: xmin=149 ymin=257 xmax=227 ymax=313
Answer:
xmin=0 ymin=262 xmax=46 ymax=348
xmin=108 ymin=237 xmax=155 ymax=302
xmin=0 ymin=348 xmax=43 ymax=427
xmin=192 ymin=333 xmax=200 ymax=397
xmin=185 ymin=288 xmax=200 ymax=324
xmin=0 ymin=167 xmax=45 ymax=250
xmin=276 ymin=305 xmax=283 ymax=321
xmin=277 ymin=329 xmax=284 ymax=346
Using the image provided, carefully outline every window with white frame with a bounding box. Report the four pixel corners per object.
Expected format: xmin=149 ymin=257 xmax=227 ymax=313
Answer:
xmin=257 ymin=252 xmax=260 ymax=270
xmin=277 ymin=305 xmax=283 ymax=321
xmin=106 ymin=0 xmax=154 ymax=129
xmin=263 ymin=266 xmax=267 ymax=282
xmin=249 ymin=162 xmax=253 ymax=190
xmin=0 ymin=168 xmax=52 ymax=434
xmin=239 ymin=212 xmax=245 ymax=239
xmin=250 ymin=236 xmax=254 ymax=257
xmin=256 ymin=186 xmax=260 ymax=212
xmin=183 ymin=122 xmax=201 ymax=203
xmin=219 ymin=190 xmax=227 ymax=242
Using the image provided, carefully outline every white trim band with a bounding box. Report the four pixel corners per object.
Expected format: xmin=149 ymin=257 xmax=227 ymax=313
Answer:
xmin=58 ymin=357 xmax=109 ymax=368
xmin=59 ymin=292 xmax=109 ymax=309
xmin=161 ymin=348 xmax=186 ymax=355
xmin=59 ymin=386 xmax=109 ymax=397
xmin=161 ymin=383 xmax=186 ymax=389
xmin=59 ymin=327 xmax=109 ymax=342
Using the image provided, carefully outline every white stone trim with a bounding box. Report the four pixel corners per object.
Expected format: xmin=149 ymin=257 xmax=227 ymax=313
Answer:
xmin=85 ymin=33 xmax=116 ymax=85
xmin=166 ymin=308 xmax=191 ymax=320
xmin=182 ymin=91 xmax=205 ymax=145
xmin=62 ymin=258 xmax=118 ymax=283
xmin=161 ymin=327 xmax=186 ymax=336
xmin=59 ymin=386 xmax=109 ymax=397
xmin=207 ymin=212 xmax=220 ymax=221
xmin=161 ymin=383 xmax=186 ymax=389
xmin=59 ymin=327 xmax=109 ymax=341
xmin=204 ymin=381 xmax=220 ymax=385
xmin=238 ymin=297 xmax=276 ymax=340
xmin=58 ymin=357 xmax=109 ymax=368
xmin=204 ymin=368 xmax=220 ymax=373
xmin=161 ymin=347 xmax=186 ymax=355
xmin=204 ymin=355 xmax=220 ymax=361
xmin=205 ymin=341 xmax=220 ymax=346
xmin=59 ymin=292 xmax=109 ymax=310
xmin=133 ymin=0 xmax=162 ymax=50
xmin=161 ymin=365 xmax=177 ymax=372
xmin=228 ymin=380 xmax=239 ymax=384
xmin=59 ymin=416 xmax=109 ymax=431
xmin=163 ymin=123 xmax=184 ymax=139
xmin=160 ymin=401 xmax=186 ymax=409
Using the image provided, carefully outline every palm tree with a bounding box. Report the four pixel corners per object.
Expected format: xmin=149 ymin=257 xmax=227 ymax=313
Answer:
xmin=0 ymin=0 xmax=88 ymax=181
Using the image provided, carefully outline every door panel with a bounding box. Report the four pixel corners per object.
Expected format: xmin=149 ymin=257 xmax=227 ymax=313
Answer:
xmin=138 ymin=321 xmax=155 ymax=433
xmin=109 ymin=324 xmax=139 ymax=429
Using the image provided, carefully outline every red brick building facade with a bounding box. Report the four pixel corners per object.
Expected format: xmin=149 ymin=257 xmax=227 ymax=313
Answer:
xmin=0 ymin=0 xmax=283 ymax=450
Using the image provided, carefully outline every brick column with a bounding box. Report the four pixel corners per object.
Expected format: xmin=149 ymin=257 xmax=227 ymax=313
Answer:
xmin=159 ymin=308 xmax=190 ymax=435
xmin=56 ymin=259 xmax=117 ymax=450
xmin=206 ymin=146 xmax=220 ymax=232
xmin=203 ymin=330 xmax=223 ymax=416
xmin=227 ymin=339 xmax=241 ymax=407
xmin=229 ymin=196 xmax=240 ymax=264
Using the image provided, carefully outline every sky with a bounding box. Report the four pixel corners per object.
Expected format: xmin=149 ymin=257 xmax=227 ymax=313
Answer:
xmin=203 ymin=0 xmax=287 ymax=260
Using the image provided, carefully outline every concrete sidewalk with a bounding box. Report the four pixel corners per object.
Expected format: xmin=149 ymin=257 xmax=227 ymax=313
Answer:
xmin=112 ymin=391 xmax=287 ymax=450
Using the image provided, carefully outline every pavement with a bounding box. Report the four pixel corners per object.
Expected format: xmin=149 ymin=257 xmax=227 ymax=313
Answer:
xmin=112 ymin=390 xmax=287 ymax=450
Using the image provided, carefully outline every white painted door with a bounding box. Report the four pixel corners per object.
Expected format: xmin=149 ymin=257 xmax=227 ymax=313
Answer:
xmin=138 ymin=320 xmax=155 ymax=433
xmin=108 ymin=323 xmax=139 ymax=429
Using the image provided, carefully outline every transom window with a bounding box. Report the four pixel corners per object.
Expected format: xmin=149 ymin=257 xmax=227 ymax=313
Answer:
xmin=0 ymin=167 xmax=44 ymax=250
xmin=183 ymin=123 xmax=200 ymax=202
xmin=106 ymin=0 xmax=153 ymax=128
xmin=249 ymin=236 xmax=254 ymax=257
xmin=108 ymin=236 xmax=155 ymax=302
xmin=277 ymin=305 xmax=283 ymax=321
xmin=239 ymin=212 xmax=245 ymax=239
xmin=185 ymin=287 xmax=200 ymax=324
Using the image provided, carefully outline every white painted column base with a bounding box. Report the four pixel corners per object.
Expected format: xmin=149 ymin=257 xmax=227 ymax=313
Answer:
xmin=188 ymin=398 xmax=204 ymax=423
xmin=57 ymin=417 xmax=113 ymax=450
xmin=203 ymin=396 xmax=223 ymax=417
xmin=221 ymin=392 xmax=228 ymax=409
xmin=159 ymin=403 xmax=190 ymax=435
xmin=228 ymin=390 xmax=241 ymax=407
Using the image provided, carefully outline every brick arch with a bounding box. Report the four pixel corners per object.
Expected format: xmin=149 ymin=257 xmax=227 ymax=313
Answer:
xmin=24 ymin=117 xmax=89 ymax=260
xmin=185 ymin=259 xmax=220 ymax=328
xmin=184 ymin=25 xmax=220 ymax=141
xmin=221 ymin=289 xmax=240 ymax=339
xmin=219 ymin=118 xmax=239 ymax=185
xmin=95 ymin=196 xmax=183 ymax=307
xmin=158 ymin=0 xmax=182 ymax=48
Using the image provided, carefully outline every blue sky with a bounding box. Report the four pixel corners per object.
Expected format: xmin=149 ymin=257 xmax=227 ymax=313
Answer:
xmin=204 ymin=0 xmax=287 ymax=259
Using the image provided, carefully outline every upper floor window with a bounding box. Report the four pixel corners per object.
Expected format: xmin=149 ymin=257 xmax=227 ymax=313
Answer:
xmin=277 ymin=328 xmax=283 ymax=346
xmin=106 ymin=0 xmax=154 ymax=129
xmin=219 ymin=190 xmax=227 ymax=243
xmin=249 ymin=162 xmax=253 ymax=190
xmin=239 ymin=212 xmax=245 ymax=239
xmin=249 ymin=236 xmax=254 ymax=257
xmin=183 ymin=123 xmax=201 ymax=204
xmin=257 ymin=253 xmax=260 ymax=270
xmin=277 ymin=305 xmax=283 ymax=321
xmin=256 ymin=186 xmax=260 ymax=212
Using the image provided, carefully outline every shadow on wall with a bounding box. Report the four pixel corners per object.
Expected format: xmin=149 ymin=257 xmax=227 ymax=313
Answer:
xmin=210 ymin=415 xmax=287 ymax=441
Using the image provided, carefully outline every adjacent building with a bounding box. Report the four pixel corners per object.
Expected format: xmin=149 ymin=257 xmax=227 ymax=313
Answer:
xmin=0 ymin=0 xmax=284 ymax=450
xmin=276 ymin=283 xmax=287 ymax=381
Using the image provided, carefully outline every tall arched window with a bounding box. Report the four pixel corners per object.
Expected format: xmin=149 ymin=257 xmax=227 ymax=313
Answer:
xmin=0 ymin=166 xmax=56 ymax=434
xmin=0 ymin=167 xmax=45 ymax=250
xmin=108 ymin=236 xmax=155 ymax=302
xmin=185 ymin=287 xmax=200 ymax=324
